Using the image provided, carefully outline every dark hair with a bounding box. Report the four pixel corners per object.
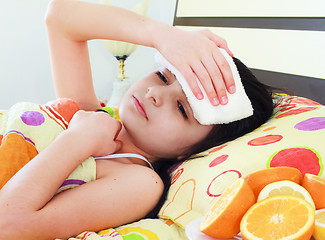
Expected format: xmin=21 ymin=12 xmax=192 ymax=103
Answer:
xmin=145 ymin=57 xmax=280 ymax=218
xmin=184 ymin=57 xmax=277 ymax=156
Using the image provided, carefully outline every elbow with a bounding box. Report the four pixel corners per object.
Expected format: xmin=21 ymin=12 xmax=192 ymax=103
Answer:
xmin=0 ymin=213 xmax=35 ymax=240
xmin=0 ymin=214 xmax=17 ymax=239
xmin=45 ymin=0 xmax=60 ymax=27
xmin=45 ymin=0 xmax=68 ymax=29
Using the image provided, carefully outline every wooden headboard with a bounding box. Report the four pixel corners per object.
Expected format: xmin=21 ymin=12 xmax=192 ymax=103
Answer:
xmin=173 ymin=0 xmax=325 ymax=104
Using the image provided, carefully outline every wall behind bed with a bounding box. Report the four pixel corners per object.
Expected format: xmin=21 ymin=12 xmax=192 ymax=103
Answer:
xmin=0 ymin=0 xmax=176 ymax=109
xmin=174 ymin=0 xmax=325 ymax=104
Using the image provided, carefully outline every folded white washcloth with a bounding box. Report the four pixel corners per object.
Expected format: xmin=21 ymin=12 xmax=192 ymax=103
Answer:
xmin=154 ymin=49 xmax=253 ymax=125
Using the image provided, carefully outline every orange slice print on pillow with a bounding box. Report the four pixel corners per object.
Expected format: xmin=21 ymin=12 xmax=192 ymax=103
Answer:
xmin=268 ymin=147 xmax=323 ymax=176
xmin=248 ymin=134 xmax=283 ymax=146
xmin=207 ymin=170 xmax=241 ymax=197
xmin=170 ymin=168 xmax=184 ymax=185
xmin=46 ymin=98 xmax=80 ymax=123
xmin=275 ymin=106 xmax=318 ymax=119
xmin=209 ymin=154 xmax=228 ymax=167
xmin=117 ymin=227 xmax=159 ymax=240
xmin=208 ymin=144 xmax=227 ymax=154
xmin=291 ymin=97 xmax=322 ymax=106
xmin=295 ymin=117 xmax=325 ymax=131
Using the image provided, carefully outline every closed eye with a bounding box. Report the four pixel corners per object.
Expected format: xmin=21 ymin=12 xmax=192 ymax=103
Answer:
xmin=155 ymin=71 xmax=188 ymax=119
xmin=155 ymin=71 xmax=168 ymax=85
xmin=178 ymin=102 xmax=188 ymax=119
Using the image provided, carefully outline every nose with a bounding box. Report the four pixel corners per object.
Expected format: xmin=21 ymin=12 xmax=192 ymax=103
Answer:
xmin=145 ymin=86 xmax=164 ymax=107
xmin=145 ymin=83 xmax=183 ymax=107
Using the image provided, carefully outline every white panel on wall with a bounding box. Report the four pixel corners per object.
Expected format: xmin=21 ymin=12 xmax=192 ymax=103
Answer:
xmin=177 ymin=0 xmax=325 ymax=17
xmin=179 ymin=26 xmax=325 ymax=80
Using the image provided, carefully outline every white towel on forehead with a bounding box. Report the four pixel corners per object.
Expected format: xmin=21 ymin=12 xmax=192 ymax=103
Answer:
xmin=154 ymin=49 xmax=253 ymax=125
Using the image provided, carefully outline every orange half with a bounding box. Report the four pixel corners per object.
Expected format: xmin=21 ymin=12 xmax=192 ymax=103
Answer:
xmin=244 ymin=167 xmax=302 ymax=198
xmin=240 ymin=196 xmax=315 ymax=240
xmin=199 ymin=178 xmax=255 ymax=238
xmin=302 ymin=173 xmax=325 ymax=209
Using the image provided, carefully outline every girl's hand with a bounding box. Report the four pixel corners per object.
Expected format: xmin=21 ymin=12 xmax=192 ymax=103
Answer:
xmin=67 ymin=110 xmax=122 ymax=157
xmin=155 ymin=28 xmax=235 ymax=106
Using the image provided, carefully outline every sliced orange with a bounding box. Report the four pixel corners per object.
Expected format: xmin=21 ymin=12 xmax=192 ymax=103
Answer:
xmin=302 ymin=173 xmax=325 ymax=209
xmin=244 ymin=167 xmax=302 ymax=198
xmin=240 ymin=196 xmax=315 ymax=240
xmin=199 ymin=178 xmax=255 ymax=238
xmin=314 ymin=208 xmax=325 ymax=240
xmin=257 ymin=180 xmax=315 ymax=209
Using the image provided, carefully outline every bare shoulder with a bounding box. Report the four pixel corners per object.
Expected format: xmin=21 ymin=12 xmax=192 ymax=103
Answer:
xmin=98 ymin=160 xmax=163 ymax=191
xmin=96 ymin=159 xmax=164 ymax=211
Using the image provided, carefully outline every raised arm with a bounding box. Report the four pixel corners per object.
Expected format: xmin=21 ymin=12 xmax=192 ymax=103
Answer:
xmin=46 ymin=0 xmax=161 ymax=110
xmin=46 ymin=0 xmax=235 ymax=109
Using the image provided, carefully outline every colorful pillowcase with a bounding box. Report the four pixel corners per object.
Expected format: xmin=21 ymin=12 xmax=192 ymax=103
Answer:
xmin=158 ymin=96 xmax=325 ymax=227
xmin=66 ymin=219 xmax=186 ymax=240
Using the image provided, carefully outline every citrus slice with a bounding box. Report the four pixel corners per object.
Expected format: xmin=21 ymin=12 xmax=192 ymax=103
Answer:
xmin=257 ymin=180 xmax=315 ymax=209
xmin=244 ymin=167 xmax=302 ymax=198
xmin=240 ymin=196 xmax=315 ymax=240
xmin=314 ymin=208 xmax=325 ymax=240
xmin=199 ymin=178 xmax=255 ymax=238
xmin=302 ymin=173 xmax=325 ymax=209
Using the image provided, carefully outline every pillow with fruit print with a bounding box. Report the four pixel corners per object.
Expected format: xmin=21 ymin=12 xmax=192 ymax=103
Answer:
xmin=158 ymin=95 xmax=325 ymax=228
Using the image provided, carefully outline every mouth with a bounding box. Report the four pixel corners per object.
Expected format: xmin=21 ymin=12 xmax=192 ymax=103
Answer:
xmin=132 ymin=96 xmax=148 ymax=119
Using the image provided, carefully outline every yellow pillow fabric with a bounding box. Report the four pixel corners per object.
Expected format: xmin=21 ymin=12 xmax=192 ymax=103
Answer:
xmin=65 ymin=219 xmax=187 ymax=240
xmin=158 ymin=96 xmax=325 ymax=227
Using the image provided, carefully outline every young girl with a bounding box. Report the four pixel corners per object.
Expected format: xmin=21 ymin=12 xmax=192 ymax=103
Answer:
xmin=0 ymin=0 xmax=276 ymax=239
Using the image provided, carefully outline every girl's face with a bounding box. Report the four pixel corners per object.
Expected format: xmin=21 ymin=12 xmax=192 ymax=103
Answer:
xmin=119 ymin=68 xmax=213 ymax=160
